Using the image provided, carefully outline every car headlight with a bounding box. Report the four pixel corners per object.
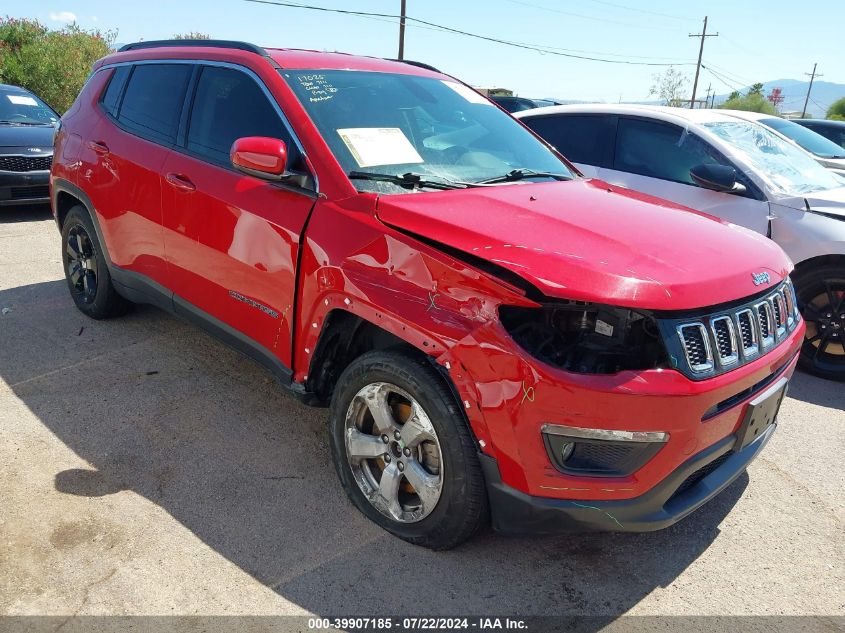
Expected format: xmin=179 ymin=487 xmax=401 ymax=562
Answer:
xmin=499 ymin=300 xmax=668 ymax=375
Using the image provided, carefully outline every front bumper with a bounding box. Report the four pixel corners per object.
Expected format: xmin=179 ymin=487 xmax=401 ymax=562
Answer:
xmin=483 ymin=422 xmax=774 ymax=534
xmin=0 ymin=169 xmax=50 ymax=206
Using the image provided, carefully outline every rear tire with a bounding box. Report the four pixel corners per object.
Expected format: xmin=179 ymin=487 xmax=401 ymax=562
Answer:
xmin=61 ymin=205 xmax=130 ymax=319
xmin=329 ymin=349 xmax=488 ymax=550
xmin=793 ymin=265 xmax=845 ymax=382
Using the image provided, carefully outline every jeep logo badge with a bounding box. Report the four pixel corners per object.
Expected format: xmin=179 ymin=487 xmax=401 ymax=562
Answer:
xmin=751 ymin=271 xmax=771 ymax=286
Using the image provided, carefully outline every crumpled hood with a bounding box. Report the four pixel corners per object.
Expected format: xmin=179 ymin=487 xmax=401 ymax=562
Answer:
xmin=376 ymin=179 xmax=791 ymax=311
xmin=0 ymin=124 xmax=56 ymax=151
xmin=778 ymin=186 xmax=845 ymax=219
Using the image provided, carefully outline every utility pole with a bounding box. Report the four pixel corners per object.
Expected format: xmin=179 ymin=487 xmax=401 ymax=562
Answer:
xmin=398 ymin=0 xmax=407 ymax=60
xmin=801 ymin=63 xmax=822 ymax=118
xmin=689 ymin=16 xmax=718 ymax=109
xmin=704 ymin=84 xmax=712 ymax=109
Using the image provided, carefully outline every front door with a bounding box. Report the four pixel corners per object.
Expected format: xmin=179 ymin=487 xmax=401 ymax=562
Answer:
xmin=599 ymin=116 xmax=771 ymax=236
xmin=161 ymin=64 xmax=316 ymax=371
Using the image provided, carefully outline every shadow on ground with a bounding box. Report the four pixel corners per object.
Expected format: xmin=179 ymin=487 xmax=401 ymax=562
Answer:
xmin=1 ymin=279 xmax=760 ymax=620
xmin=783 ymin=370 xmax=845 ymax=409
xmin=0 ymin=203 xmax=52 ymax=223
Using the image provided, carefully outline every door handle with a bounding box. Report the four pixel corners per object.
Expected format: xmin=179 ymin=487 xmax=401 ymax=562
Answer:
xmin=87 ymin=140 xmax=109 ymax=155
xmin=165 ymin=172 xmax=196 ymax=192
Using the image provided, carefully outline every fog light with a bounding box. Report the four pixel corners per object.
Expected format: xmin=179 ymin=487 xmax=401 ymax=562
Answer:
xmin=559 ymin=441 xmax=575 ymax=462
xmin=541 ymin=423 xmax=668 ymax=477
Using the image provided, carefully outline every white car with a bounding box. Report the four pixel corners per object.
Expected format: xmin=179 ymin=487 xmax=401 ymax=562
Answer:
xmin=719 ymin=109 xmax=845 ymax=175
xmin=516 ymin=104 xmax=845 ymax=381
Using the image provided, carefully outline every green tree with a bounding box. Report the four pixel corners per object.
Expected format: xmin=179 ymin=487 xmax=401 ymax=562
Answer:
xmin=827 ymin=97 xmax=845 ymax=121
xmin=718 ymin=84 xmax=777 ymax=115
xmin=747 ymin=82 xmax=764 ymax=96
xmin=172 ymin=32 xmax=211 ymax=40
xmin=0 ymin=17 xmax=114 ymax=113
xmin=649 ymin=67 xmax=688 ymax=107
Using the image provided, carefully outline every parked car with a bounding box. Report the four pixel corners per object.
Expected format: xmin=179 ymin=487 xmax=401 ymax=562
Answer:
xmin=795 ymin=118 xmax=845 ymax=150
xmin=517 ymin=104 xmax=844 ymax=381
xmin=0 ymin=84 xmax=58 ymax=207
xmin=53 ymin=41 xmax=803 ymax=549
xmin=489 ymin=95 xmax=539 ymax=112
xmin=719 ymin=109 xmax=845 ymax=175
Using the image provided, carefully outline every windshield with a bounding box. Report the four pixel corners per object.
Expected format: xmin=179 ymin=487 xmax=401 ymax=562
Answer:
xmin=704 ymin=121 xmax=845 ymax=196
xmin=0 ymin=91 xmax=58 ymax=126
xmin=281 ymin=69 xmax=572 ymax=193
xmin=761 ymin=117 xmax=845 ymax=159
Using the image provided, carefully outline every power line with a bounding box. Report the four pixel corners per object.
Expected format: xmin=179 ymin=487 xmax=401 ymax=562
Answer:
xmin=502 ymin=0 xmax=679 ymax=31
xmin=701 ymin=60 xmax=754 ymax=88
xmin=243 ymin=0 xmax=695 ymax=65
xmin=702 ymin=65 xmax=744 ymax=93
xmin=578 ymin=0 xmax=697 ymax=22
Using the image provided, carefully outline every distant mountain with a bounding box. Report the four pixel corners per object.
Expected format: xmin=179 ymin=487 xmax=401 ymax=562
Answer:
xmin=542 ymin=79 xmax=845 ymax=118
xmin=711 ymin=79 xmax=845 ymax=117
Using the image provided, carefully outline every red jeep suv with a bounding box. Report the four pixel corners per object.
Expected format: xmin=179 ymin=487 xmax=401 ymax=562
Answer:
xmin=51 ymin=40 xmax=804 ymax=549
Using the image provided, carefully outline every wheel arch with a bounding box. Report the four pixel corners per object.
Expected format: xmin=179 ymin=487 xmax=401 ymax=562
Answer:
xmin=305 ymin=309 xmax=433 ymax=406
xmin=792 ymin=253 xmax=845 ymax=278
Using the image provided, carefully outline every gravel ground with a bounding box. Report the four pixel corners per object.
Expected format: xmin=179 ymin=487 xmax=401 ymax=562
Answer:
xmin=1 ymin=206 xmax=843 ymax=621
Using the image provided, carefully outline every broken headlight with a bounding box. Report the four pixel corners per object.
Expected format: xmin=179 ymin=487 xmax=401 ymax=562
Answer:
xmin=499 ymin=301 xmax=669 ymax=374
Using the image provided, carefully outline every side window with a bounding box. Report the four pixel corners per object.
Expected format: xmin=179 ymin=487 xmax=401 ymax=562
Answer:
xmin=187 ymin=65 xmax=298 ymax=167
xmin=118 ymin=64 xmax=192 ymax=144
xmin=100 ymin=66 xmax=130 ymax=117
xmin=523 ymin=114 xmax=615 ymax=167
xmin=613 ymin=117 xmax=724 ymax=185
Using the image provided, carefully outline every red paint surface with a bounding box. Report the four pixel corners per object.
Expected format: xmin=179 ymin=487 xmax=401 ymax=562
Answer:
xmin=54 ymin=45 xmax=802 ymax=507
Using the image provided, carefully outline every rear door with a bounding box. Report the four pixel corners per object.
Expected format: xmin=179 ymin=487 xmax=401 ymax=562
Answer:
xmin=520 ymin=113 xmax=616 ymax=178
xmin=160 ymin=63 xmax=316 ymax=373
xmin=599 ymin=116 xmax=770 ymax=235
xmin=80 ymin=62 xmax=191 ymax=288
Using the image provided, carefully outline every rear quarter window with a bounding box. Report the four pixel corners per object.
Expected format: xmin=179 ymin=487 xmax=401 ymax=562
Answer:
xmin=117 ymin=64 xmax=192 ymax=144
xmin=100 ymin=66 xmax=130 ymax=117
xmin=523 ymin=114 xmax=615 ymax=167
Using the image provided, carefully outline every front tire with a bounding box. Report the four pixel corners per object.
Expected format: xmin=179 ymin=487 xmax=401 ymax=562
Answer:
xmin=61 ymin=205 xmax=129 ymax=319
xmin=329 ymin=349 xmax=488 ymax=550
xmin=793 ymin=265 xmax=845 ymax=382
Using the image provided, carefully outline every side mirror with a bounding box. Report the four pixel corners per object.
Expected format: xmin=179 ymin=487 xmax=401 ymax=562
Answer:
xmin=689 ymin=163 xmax=746 ymax=195
xmin=230 ymin=136 xmax=287 ymax=180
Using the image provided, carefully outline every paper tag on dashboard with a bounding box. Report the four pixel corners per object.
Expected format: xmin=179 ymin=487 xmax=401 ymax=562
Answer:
xmin=595 ymin=319 xmax=614 ymax=337
xmin=7 ymin=95 xmax=38 ymax=106
xmin=337 ymin=127 xmax=424 ymax=168
xmin=441 ymin=81 xmax=492 ymax=105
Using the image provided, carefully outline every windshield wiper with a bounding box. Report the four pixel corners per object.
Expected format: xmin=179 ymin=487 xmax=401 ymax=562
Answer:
xmin=0 ymin=120 xmax=50 ymax=126
xmin=348 ymin=171 xmax=471 ymax=191
xmin=476 ymin=168 xmax=571 ymax=184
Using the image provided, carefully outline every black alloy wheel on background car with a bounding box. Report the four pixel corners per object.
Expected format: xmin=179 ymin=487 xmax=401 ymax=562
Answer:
xmin=794 ymin=265 xmax=845 ymax=382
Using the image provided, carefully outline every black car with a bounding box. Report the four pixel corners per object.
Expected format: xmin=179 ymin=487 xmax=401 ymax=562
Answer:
xmin=489 ymin=95 xmax=540 ymax=113
xmin=794 ymin=119 xmax=845 ymax=150
xmin=0 ymin=84 xmax=58 ymax=207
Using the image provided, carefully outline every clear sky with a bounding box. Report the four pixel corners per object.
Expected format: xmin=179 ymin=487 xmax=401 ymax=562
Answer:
xmin=15 ymin=0 xmax=845 ymax=108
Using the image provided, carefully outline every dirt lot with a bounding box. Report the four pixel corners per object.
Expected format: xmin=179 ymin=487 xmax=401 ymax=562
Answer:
xmin=1 ymin=206 xmax=843 ymax=619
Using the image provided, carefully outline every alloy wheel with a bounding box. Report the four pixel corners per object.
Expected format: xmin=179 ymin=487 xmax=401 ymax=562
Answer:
xmin=344 ymin=382 xmax=444 ymax=523
xmin=66 ymin=224 xmax=99 ymax=304
xmin=800 ymin=278 xmax=845 ymax=375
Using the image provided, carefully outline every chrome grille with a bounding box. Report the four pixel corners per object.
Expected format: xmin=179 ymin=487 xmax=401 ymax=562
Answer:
xmin=0 ymin=154 xmax=52 ymax=172
xmin=756 ymin=300 xmax=773 ymax=347
xmin=736 ymin=309 xmax=758 ymax=358
xmin=666 ymin=280 xmax=800 ymax=379
xmin=710 ymin=316 xmax=738 ymax=366
xmin=677 ymin=324 xmax=712 ymax=372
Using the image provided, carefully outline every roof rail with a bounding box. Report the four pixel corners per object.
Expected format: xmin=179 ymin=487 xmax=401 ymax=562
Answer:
xmin=388 ymin=59 xmax=442 ymax=73
xmin=118 ymin=39 xmax=269 ymax=56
